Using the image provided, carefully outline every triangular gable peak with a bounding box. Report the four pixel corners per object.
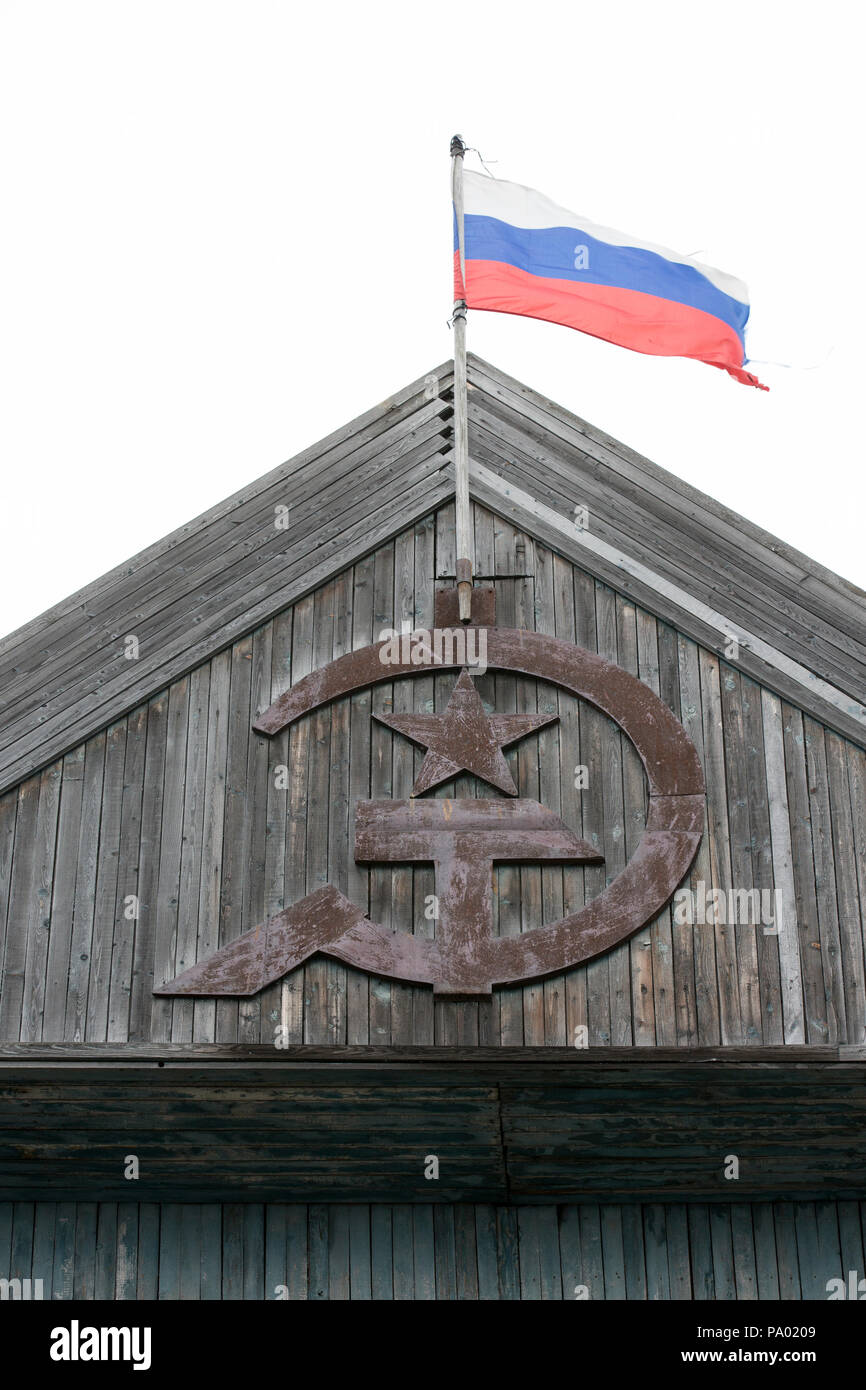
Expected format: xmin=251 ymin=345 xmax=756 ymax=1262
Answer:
xmin=0 ymin=354 xmax=863 ymax=796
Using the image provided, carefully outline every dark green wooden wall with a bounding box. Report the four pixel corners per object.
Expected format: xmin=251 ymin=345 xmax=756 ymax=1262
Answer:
xmin=2 ymin=1199 xmax=864 ymax=1300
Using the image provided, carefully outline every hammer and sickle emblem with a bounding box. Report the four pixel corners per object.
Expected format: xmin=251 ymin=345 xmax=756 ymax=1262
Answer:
xmin=155 ymin=629 xmax=704 ymax=999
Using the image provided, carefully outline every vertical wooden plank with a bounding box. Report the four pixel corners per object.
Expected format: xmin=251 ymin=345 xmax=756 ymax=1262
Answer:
xmin=740 ymin=675 xmax=784 ymax=1045
xmin=150 ymin=680 xmax=189 ymax=1046
xmin=323 ymin=571 xmax=353 ymax=1047
xmin=730 ymin=1204 xmax=759 ymax=1300
xmin=619 ymin=597 xmax=654 ymax=1046
xmin=193 ymin=650 xmax=231 ymax=1046
xmin=264 ymin=1204 xmax=287 ymax=1300
xmin=200 ymin=1204 xmax=222 ymax=1301
xmin=657 ymin=623 xmax=698 ymax=1046
xmin=178 ymin=1206 xmax=202 ymax=1301
xmin=135 ymin=1204 xmax=160 ymax=1301
xmin=700 ymin=651 xmax=742 ymax=1045
xmin=805 ymin=720 xmax=847 ymax=1043
xmin=516 ymin=532 xmax=545 ymax=1049
xmin=345 ymin=557 xmax=374 ymax=1045
xmin=783 ymin=704 xmax=829 ymax=1042
xmin=533 ymin=542 xmax=566 ymax=1047
xmin=474 ymin=1204 xmax=500 ymax=1300
xmin=751 ymin=1203 xmax=781 ymax=1299
xmin=772 ymin=1202 xmax=802 ymax=1300
xmin=413 ymin=1206 xmax=436 ymax=1300
xmin=412 ymin=516 xmax=437 ymax=1045
xmin=793 ymin=1203 xmax=825 ymax=1300
xmin=65 ymin=735 xmax=105 ymax=1042
xmin=349 ymin=1206 xmax=372 ymax=1300
xmin=19 ymin=764 xmax=61 ymax=1042
xmin=557 ymin=1206 xmax=584 ymax=1302
xmin=471 ymin=503 xmax=497 ymax=1046
xmin=847 ymin=747 xmax=866 ymax=1035
xmin=303 ymin=584 xmax=336 ymax=1046
xmin=761 ymin=692 xmax=806 ymax=1043
xmin=86 ymin=721 xmax=126 ymax=1041
xmin=2 ymin=771 xmax=52 ymax=1041
xmin=517 ymin=1207 xmax=542 ymax=1301
xmin=171 ymin=667 xmax=210 ymax=1044
xmin=665 ymin=1205 xmax=694 ymax=1299
xmin=52 ymin=1203 xmax=76 ymax=1302
xmin=284 ymin=1206 xmax=308 ymax=1300
xmin=240 ymin=626 xmax=272 ymax=1045
xmin=221 ymin=1204 xmax=244 ymax=1301
xmin=10 ymin=1202 xmax=34 ymax=1287
xmin=577 ymin=576 xmax=609 ymax=1046
xmin=576 ymin=1205 xmax=605 ymax=1302
xmin=115 ymin=1203 xmax=139 ymax=1301
xmin=491 ymin=514 xmax=523 ymax=1047
xmin=72 ymin=1203 xmax=98 ymax=1300
xmin=433 ymin=1206 xmax=457 ymax=1299
xmin=597 ymin=586 xmax=630 ymax=1046
xmin=708 ymin=1204 xmax=736 ymax=1300
xmin=534 ymin=1206 xmax=564 ymax=1300
xmin=495 ymin=1207 xmax=521 ymax=1300
xmin=643 ymin=1204 xmax=671 ymax=1300
xmin=32 ymin=1202 xmax=57 ymax=1300
xmin=637 ymin=611 xmax=677 ymax=1047
xmin=261 ymin=614 xmax=293 ymax=1046
xmin=720 ymin=669 xmax=763 ymax=1043
xmin=0 ymin=792 xmax=19 ymax=1022
xmin=454 ymin=1204 xmax=480 ymax=1300
xmin=94 ymin=1204 xmax=118 ymax=1301
xmin=389 ymin=529 xmax=418 ymax=1047
xmin=370 ymin=1206 xmax=393 ymax=1301
xmin=216 ymin=644 xmax=252 ymax=1045
xmin=837 ymin=1201 xmax=865 ymax=1284
xmin=281 ymin=596 xmax=314 ymax=1046
xmin=599 ymin=1206 xmax=627 ymax=1300
xmin=814 ymin=1201 xmax=844 ymax=1300
xmin=687 ymin=1205 xmax=715 ymax=1299
xmin=17 ymin=767 xmax=67 ymax=1039
xmin=556 ymin=559 xmax=587 ymax=1049
xmin=391 ymin=1205 xmax=415 ymax=1300
xmin=826 ymin=735 xmax=866 ymax=1043
xmin=369 ymin=543 xmax=396 ymax=1045
xmin=107 ymin=706 xmax=147 ymax=1042
xmin=157 ymin=1203 xmax=181 ymax=1301
xmin=129 ymin=694 xmax=168 ymax=1043
xmin=307 ymin=1204 xmax=329 ymax=1301
xmin=327 ymin=1206 xmax=351 ymax=1301
xmin=679 ymin=637 xmax=719 ymax=1045
xmin=242 ymin=1205 xmax=265 ymax=1301
xmin=621 ymin=1203 xmax=647 ymax=1300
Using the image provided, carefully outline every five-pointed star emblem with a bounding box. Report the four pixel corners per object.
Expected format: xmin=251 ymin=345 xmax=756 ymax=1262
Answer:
xmin=374 ymin=668 xmax=559 ymax=796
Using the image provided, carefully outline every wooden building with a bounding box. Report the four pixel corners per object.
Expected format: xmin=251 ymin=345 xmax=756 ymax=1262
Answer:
xmin=1 ymin=354 xmax=865 ymax=1300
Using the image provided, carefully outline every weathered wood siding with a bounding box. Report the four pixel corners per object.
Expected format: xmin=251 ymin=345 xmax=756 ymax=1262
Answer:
xmin=2 ymin=1198 xmax=864 ymax=1300
xmin=1 ymin=502 xmax=865 ymax=1049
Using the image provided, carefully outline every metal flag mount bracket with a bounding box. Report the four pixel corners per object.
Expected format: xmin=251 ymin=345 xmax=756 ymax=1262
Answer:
xmin=155 ymin=630 xmax=705 ymax=999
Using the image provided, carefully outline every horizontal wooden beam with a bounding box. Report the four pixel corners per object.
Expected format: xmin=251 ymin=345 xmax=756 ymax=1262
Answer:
xmin=3 ymin=1047 xmax=865 ymax=1204
xmin=1 ymin=1042 xmax=865 ymax=1064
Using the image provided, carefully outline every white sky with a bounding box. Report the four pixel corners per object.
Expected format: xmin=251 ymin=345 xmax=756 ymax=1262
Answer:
xmin=1 ymin=0 xmax=864 ymax=644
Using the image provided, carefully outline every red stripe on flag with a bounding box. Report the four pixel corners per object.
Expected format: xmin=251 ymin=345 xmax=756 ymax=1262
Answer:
xmin=459 ymin=253 xmax=767 ymax=388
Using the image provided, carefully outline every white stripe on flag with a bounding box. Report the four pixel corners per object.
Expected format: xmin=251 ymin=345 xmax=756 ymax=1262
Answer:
xmin=462 ymin=170 xmax=748 ymax=305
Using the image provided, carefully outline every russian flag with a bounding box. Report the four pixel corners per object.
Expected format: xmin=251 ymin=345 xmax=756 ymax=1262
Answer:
xmin=455 ymin=171 xmax=767 ymax=390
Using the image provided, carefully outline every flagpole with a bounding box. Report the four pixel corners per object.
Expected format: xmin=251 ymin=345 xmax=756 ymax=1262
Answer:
xmin=450 ymin=133 xmax=473 ymax=622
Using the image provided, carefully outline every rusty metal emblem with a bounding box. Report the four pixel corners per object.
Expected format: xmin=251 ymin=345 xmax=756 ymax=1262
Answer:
xmin=155 ymin=628 xmax=704 ymax=998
